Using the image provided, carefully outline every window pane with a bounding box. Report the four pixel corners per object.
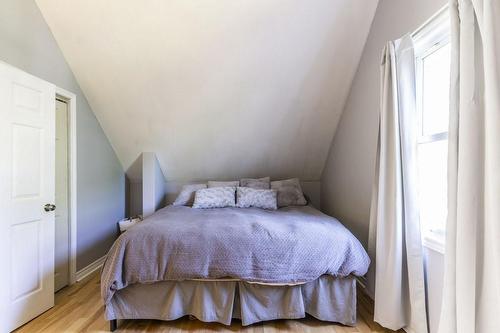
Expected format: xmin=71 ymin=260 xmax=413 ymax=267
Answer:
xmin=417 ymin=140 xmax=448 ymax=233
xmin=422 ymin=43 xmax=451 ymax=136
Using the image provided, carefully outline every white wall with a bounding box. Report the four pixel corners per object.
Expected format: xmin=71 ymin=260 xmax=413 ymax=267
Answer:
xmin=142 ymin=152 xmax=166 ymax=217
xmin=321 ymin=0 xmax=447 ymax=247
xmin=424 ymin=247 xmax=445 ymax=333
xmin=320 ymin=0 xmax=447 ymax=330
xmin=36 ymin=0 xmax=378 ymax=183
xmin=153 ymin=158 xmax=166 ymax=212
xmin=0 ymin=0 xmax=125 ymax=271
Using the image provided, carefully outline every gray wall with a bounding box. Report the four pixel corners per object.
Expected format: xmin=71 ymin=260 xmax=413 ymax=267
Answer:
xmin=320 ymin=0 xmax=447 ymax=248
xmin=0 ymin=0 xmax=125 ymax=270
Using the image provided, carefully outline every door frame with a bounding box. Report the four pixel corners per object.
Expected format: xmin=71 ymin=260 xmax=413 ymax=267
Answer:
xmin=55 ymin=86 xmax=77 ymax=285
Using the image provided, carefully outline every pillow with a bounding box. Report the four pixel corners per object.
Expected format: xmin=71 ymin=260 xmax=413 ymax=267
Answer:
xmin=236 ymin=187 xmax=277 ymax=210
xmin=207 ymin=180 xmax=239 ymax=188
xmin=271 ymin=178 xmax=307 ymax=208
xmin=239 ymin=177 xmax=270 ymax=189
xmin=192 ymin=187 xmax=236 ymax=209
xmin=172 ymin=183 xmax=207 ymax=206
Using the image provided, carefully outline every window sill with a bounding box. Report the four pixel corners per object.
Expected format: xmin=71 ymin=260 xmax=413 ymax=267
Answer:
xmin=423 ymin=232 xmax=445 ymax=254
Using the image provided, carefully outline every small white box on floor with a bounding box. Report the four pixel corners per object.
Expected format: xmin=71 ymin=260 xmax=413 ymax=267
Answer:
xmin=118 ymin=216 xmax=142 ymax=233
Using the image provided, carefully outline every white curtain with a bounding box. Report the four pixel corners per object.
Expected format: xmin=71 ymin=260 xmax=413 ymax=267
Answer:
xmin=438 ymin=0 xmax=500 ymax=332
xmin=368 ymin=35 xmax=428 ymax=333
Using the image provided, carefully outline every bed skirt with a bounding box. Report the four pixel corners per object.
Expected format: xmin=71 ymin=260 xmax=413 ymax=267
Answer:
xmin=105 ymin=275 xmax=357 ymax=326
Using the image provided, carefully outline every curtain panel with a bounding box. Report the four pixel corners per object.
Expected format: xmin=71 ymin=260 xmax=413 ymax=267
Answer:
xmin=368 ymin=35 xmax=428 ymax=333
xmin=438 ymin=0 xmax=500 ymax=332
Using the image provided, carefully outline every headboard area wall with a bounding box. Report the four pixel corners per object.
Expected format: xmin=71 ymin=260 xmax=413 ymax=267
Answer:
xmin=128 ymin=177 xmax=321 ymax=217
xmin=163 ymin=180 xmax=321 ymax=209
xmin=127 ymin=153 xmax=321 ymax=217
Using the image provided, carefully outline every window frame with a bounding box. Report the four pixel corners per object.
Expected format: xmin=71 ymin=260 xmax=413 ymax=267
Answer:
xmin=415 ymin=37 xmax=450 ymax=145
xmin=412 ymin=8 xmax=450 ymax=252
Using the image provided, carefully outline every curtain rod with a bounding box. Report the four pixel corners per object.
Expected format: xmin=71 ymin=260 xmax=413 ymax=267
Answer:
xmin=411 ymin=5 xmax=449 ymax=38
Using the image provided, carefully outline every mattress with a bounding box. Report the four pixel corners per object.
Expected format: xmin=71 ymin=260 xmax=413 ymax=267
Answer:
xmin=101 ymin=204 xmax=370 ymax=304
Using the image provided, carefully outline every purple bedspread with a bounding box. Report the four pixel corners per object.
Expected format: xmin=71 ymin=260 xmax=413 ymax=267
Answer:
xmin=101 ymin=205 xmax=370 ymax=304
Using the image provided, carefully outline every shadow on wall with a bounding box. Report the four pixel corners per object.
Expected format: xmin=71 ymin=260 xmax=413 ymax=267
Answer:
xmin=126 ymin=155 xmax=143 ymax=217
xmin=125 ymin=152 xmax=167 ymax=218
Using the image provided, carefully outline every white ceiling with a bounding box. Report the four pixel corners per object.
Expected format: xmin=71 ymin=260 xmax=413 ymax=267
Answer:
xmin=36 ymin=0 xmax=378 ymax=181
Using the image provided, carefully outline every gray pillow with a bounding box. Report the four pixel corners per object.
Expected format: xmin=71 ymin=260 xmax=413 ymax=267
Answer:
xmin=236 ymin=187 xmax=277 ymax=210
xmin=172 ymin=183 xmax=207 ymax=206
xmin=192 ymin=187 xmax=236 ymax=209
xmin=271 ymin=178 xmax=307 ymax=208
xmin=239 ymin=177 xmax=270 ymax=189
xmin=207 ymin=180 xmax=239 ymax=188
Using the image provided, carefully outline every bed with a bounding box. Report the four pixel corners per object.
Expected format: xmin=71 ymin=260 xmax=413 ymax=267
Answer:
xmin=101 ymin=204 xmax=370 ymax=331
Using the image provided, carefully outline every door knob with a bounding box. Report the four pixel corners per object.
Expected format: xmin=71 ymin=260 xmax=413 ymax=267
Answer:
xmin=44 ymin=204 xmax=56 ymax=212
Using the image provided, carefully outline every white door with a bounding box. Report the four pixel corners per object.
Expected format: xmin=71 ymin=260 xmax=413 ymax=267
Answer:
xmin=54 ymin=99 xmax=69 ymax=292
xmin=0 ymin=62 xmax=55 ymax=332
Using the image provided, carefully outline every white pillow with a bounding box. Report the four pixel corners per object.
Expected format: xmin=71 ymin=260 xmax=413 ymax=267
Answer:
xmin=192 ymin=187 xmax=236 ymax=209
xmin=239 ymin=177 xmax=270 ymax=189
xmin=172 ymin=183 xmax=207 ymax=206
xmin=236 ymin=187 xmax=277 ymax=210
xmin=207 ymin=180 xmax=239 ymax=188
xmin=271 ymin=178 xmax=307 ymax=207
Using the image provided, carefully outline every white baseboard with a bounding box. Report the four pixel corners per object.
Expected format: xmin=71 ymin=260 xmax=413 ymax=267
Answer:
xmin=75 ymin=255 xmax=106 ymax=282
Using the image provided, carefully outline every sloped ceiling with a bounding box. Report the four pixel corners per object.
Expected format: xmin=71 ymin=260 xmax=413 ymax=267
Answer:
xmin=36 ymin=0 xmax=378 ymax=181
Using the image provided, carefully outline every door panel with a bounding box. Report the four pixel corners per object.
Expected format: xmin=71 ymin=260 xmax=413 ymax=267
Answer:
xmin=11 ymin=220 xmax=42 ymax=299
xmin=12 ymin=124 xmax=42 ymax=197
xmin=13 ymin=83 xmax=42 ymax=113
xmin=0 ymin=62 xmax=55 ymax=332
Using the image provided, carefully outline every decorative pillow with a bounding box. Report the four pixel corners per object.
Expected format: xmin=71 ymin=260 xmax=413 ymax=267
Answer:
xmin=192 ymin=187 xmax=236 ymax=209
xmin=239 ymin=177 xmax=270 ymax=189
xmin=172 ymin=183 xmax=207 ymax=206
xmin=271 ymin=178 xmax=307 ymax=208
xmin=207 ymin=180 xmax=239 ymax=188
xmin=236 ymin=187 xmax=277 ymax=210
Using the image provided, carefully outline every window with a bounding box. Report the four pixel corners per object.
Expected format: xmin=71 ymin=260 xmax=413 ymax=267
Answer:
xmin=414 ymin=11 xmax=450 ymax=241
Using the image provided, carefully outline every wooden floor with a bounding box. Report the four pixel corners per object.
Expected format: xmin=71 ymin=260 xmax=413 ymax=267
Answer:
xmin=16 ymin=272 xmax=401 ymax=333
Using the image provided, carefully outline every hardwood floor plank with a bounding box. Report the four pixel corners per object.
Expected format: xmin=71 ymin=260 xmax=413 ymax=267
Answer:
xmin=15 ymin=272 xmax=402 ymax=333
